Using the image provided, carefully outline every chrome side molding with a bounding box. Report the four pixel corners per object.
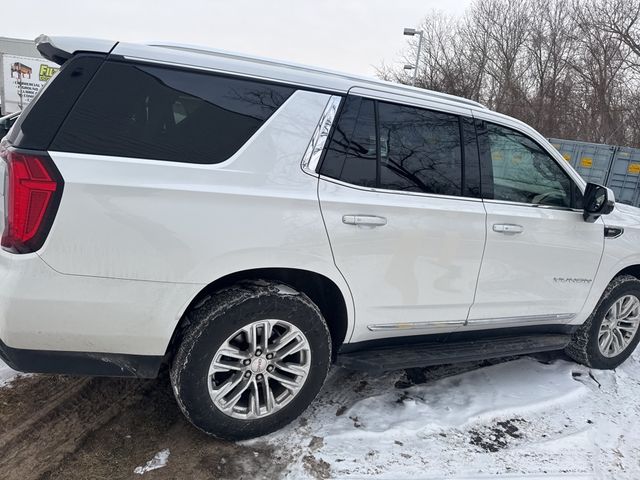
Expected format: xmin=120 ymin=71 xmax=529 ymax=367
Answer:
xmin=469 ymin=313 xmax=576 ymax=325
xmin=367 ymin=320 xmax=463 ymax=332
xmin=367 ymin=313 xmax=575 ymax=332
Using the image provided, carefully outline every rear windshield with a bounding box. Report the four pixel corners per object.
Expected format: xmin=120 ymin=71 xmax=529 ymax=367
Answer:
xmin=51 ymin=62 xmax=295 ymax=164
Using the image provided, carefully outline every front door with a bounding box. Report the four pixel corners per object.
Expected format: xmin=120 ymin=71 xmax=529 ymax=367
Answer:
xmin=468 ymin=118 xmax=604 ymax=327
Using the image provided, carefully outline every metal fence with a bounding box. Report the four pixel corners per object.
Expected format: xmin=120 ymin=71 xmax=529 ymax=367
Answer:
xmin=548 ymin=138 xmax=640 ymax=209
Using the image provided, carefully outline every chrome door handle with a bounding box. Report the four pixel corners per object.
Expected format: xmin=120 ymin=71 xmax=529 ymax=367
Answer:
xmin=342 ymin=215 xmax=387 ymax=227
xmin=493 ymin=223 xmax=524 ymax=234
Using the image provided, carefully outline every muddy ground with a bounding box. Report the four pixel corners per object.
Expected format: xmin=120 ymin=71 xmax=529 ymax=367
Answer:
xmin=2 ymin=351 xmax=637 ymax=480
xmin=0 ymin=372 xmax=290 ymax=480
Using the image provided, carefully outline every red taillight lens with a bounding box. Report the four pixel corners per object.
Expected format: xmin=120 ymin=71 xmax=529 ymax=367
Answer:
xmin=1 ymin=149 xmax=62 ymax=253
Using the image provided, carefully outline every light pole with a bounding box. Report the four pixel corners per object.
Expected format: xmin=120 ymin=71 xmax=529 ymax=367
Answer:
xmin=403 ymin=27 xmax=423 ymax=86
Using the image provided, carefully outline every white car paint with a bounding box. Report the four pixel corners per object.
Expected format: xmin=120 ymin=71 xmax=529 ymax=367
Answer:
xmin=318 ymin=177 xmax=486 ymax=341
xmin=1 ymin=36 xmax=640 ymax=360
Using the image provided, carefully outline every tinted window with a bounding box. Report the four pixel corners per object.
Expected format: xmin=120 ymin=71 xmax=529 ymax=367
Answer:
xmin=320 ymin=96 xmax=465 ymax=196
xmin=485 ymin=122 xmax=573 ymax=207
xmin=52 ymin=62 xmax=294 ymax=163
xmin=9 ymin=55 xmax=105 ymax=151
xmin=320 ymin=96 xmax=377 ymax=187
xmin=378 ymin=102 xmax=462 ymax=195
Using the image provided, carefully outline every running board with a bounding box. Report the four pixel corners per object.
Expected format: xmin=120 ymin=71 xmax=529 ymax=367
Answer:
xmin=336 ymin=334 xmax=572 ymax=374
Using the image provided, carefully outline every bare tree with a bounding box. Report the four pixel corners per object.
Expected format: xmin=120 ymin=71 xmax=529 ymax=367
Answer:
xmin=379 ymin=0 xmax=640 ymax=147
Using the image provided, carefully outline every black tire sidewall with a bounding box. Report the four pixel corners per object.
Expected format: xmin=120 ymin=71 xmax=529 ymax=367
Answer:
xmin=172 ymin=288 xmax=331 ymax=440
xmin=585 ymin=279 xmax=640 ymax=369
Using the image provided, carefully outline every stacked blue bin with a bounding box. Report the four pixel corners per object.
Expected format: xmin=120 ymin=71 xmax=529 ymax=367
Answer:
xmin=548 ymin=138 xmax=616 ymax=185
xmin=606 ymin=147 xmax=640 ymax=207
xmin=548 ymin=138 xmax=640 ymax=208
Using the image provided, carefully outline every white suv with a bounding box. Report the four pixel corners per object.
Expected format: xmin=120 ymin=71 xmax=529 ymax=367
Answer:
xmin=1 ymin=35 xmax=639 ymax=440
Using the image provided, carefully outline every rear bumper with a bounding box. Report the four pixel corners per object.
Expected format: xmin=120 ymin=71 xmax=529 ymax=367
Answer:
xmin=0 ymin=339 xmax=162 ymax=378
xmin=0 ymin=249 xmax=202 ymax=376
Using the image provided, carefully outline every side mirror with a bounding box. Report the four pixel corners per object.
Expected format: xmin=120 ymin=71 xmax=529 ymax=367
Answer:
xmin=583 ymin=182 xmax=615 ymax=223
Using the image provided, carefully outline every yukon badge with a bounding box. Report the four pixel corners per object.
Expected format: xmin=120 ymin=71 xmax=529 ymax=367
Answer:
xmin=554 ymin=277 xmax=593 ymax=285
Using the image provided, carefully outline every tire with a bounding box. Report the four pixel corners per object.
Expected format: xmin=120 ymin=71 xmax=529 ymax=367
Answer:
xmin=566 ymin=274 xmax=640 ymax=369
xmin=170 ymin=280 xmax=331 ymax=440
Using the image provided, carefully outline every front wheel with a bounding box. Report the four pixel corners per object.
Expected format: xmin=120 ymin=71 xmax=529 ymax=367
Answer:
xmin=170 ymin=281 xmax=331 ymax=440
xmin=566 ymin=274 xmax=640 ymax=369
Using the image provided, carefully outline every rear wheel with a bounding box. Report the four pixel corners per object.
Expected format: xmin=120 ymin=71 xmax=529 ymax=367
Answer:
xmin=566 ymin=274 xmax=640 ymax=369
xmin=170 ymin=281 xmax=331 ymax=440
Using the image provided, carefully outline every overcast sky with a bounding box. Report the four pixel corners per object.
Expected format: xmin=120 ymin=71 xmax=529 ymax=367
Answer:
xmin=2 ymin=0 xmax=472 ymax=76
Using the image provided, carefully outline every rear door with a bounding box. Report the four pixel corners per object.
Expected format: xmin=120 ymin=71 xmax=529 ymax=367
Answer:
xmin=468 ymin=115 xmax=604 ymax=328
xmin=318 ymin=93 xmax=487 ymax=343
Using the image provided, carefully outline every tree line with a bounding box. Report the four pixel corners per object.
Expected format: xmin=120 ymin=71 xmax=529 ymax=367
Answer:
xmin=377 ymin=0 xmax=640 ymax=147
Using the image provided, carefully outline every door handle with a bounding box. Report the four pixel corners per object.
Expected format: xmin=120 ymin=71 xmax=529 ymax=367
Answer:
xmin=342 ymin=215 xmax=387 ymax=227
xmin=492 ymin=223 xmax=524 ymax=234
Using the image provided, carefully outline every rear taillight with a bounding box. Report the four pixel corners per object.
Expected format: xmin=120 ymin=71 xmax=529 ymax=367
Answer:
xmin=1 ymin=148 xmax=63 ymax=253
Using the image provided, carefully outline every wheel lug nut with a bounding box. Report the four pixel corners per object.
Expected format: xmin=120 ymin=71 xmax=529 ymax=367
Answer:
xmin=255 ymin=349 xmax=262 ymax=356
xmin=267 ymin=365 xmax=274 ymax=372
xmin=266 ymin=353 xmax=274 ymax=360
xmin=244 ymin=371 xmax=251 ymax=378
xmin=243 ymin=359 xmax=251 ymax=366
xmin=256 ymin=373 xmax=263 ymax=380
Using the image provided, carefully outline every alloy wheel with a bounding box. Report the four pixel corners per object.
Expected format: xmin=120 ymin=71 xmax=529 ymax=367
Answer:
xmin=598 ymin=294 xmax=640 ymax=358
xmin=207 ymin=319 xmax=311 ymax=419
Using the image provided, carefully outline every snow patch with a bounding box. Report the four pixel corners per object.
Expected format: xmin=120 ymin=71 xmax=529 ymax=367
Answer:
xmin=0 ymin=359 xmax=19 ymax=387
xmin=327 ymin=358 xmax=586 ymax=438
xmin=265 ymin=354 xmax=640 ymax=479
xmin=134 ymin=449 xmax=170 ymax=475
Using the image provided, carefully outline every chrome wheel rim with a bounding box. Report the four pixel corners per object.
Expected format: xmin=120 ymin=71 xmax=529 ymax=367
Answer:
xmin=207 ymin=319 xmax=311 ymax=420
xmin=598 ymin=295 xmax=640 ymax=358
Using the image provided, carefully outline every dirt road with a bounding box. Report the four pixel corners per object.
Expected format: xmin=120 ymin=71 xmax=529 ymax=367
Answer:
xmin=0 ymin=373 xmax=288 ymax=480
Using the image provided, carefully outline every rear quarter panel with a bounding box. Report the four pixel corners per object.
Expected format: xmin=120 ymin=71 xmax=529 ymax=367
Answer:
xmin=40 ymin=90 xmax=354 ymax=335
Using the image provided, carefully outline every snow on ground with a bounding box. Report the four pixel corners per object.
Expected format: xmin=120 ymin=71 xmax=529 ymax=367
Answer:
xmin=0 ymin=358 xmax=19 ymax=387
xmin=258 ymin=352 xmax=640 ymax=479
xmin=133 ymin=448 xmax=170 ymax=475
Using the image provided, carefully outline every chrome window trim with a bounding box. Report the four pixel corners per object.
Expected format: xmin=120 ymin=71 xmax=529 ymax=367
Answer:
xmin=318 ymin=174 xmax=484 ymax=203
xmin=483 ymin=198 xmax=583 ymax=213
xmin=301 ymin=95 xmax=342 ymax=175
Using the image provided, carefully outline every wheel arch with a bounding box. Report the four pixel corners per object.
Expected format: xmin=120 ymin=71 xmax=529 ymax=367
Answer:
xmin=166 ymin=267 xmax=352 ymax=360
xmin=616 ymin=264 xmax=640 ymax=281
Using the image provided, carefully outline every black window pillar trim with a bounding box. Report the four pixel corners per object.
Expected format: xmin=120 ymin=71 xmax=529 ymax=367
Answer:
xmin=461 ymin=116 xmax=482 ymax=199
xmin=374 ymin=99 xmax=381 ymax=188
xmin=474 ymin=118 xmax=494 ymax=200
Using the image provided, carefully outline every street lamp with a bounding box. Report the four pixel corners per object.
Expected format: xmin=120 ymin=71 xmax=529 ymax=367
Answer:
xmin=403 ymin=27 xmax=423 ymax=86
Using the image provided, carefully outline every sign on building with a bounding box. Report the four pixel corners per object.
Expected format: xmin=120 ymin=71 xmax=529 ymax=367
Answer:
xmin=1 ymin=54 xmax=59 ymax=114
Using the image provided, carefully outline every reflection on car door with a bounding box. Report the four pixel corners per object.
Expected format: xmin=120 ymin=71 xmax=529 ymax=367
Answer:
xmin=318 ymin=94 xmax=487 ymax=343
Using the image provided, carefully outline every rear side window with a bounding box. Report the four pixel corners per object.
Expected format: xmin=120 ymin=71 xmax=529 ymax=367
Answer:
xmin=320 ymin=96 xmax=464 ymax=197
xmin=378 ymin=101 xmax=462 ymax=195
xmin=51 ymin=62 xmax=295 ymax=164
